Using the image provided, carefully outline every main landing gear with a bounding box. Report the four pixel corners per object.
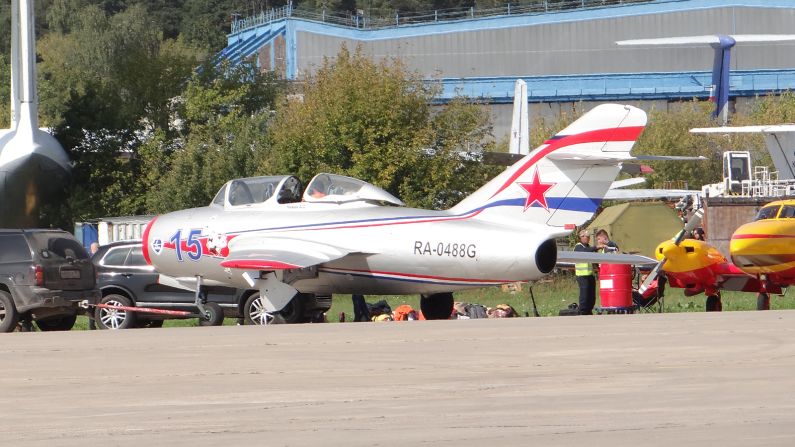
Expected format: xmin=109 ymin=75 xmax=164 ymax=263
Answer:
xmin=705 ymin=293 xmax=722 ymax=312
xmin=420 ymin=293 xmax=454 ymax=320
xmin=757 ymin=292 xmax=771 ymax=311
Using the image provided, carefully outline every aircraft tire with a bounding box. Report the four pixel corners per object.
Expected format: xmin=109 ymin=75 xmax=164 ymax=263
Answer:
xmin=96 ymin=294 xmax=137 ymax=329
xmin=36 ymin=314 xmax=77 ymax=331
xmin=420 ymin=293 xmax=454 ymax=320
xmin=198 ymin=302 xmax=225 ymax=326
xmin=756 ymin=293 xmax=771 ymax=311
xmin=705 ymin=294 xmax=722 ymax=312
xmin=0 ymin=290 xmax=20 ymax=333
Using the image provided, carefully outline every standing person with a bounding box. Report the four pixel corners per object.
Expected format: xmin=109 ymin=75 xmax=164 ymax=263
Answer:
xmin=574 ymin=229 xmax=597 ymax=315
xmin=88 ymin=242 xmax=100 ymax=330
xmin=352 ymin=294 xmax=369 ymax=322
xmin=595 ymin=229 xmax=619 ymax=253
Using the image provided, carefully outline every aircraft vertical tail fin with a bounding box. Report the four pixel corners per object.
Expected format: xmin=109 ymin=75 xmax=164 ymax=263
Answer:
xmin=452 ymin=104 xmax=647 ymax=229
xmin=709 ymin=35 xmax=735 ymax=122
xmin=509 ymin=79 xmax=529 ymax=155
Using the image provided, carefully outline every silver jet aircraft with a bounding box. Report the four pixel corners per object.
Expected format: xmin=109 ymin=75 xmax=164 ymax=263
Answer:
xmin=143 ymin=103 xmax=648 ymax=321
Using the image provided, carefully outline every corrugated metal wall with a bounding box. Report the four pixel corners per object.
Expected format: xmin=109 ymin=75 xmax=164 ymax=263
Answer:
xmin=295 ymin=7 xmax=795 ymax=77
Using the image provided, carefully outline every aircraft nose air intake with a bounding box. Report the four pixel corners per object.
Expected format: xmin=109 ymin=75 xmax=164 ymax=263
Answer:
xmin=142 ymin=216 xmax=158 ymax=265
xmin=536 ymin=239 xmax=557 ymax=274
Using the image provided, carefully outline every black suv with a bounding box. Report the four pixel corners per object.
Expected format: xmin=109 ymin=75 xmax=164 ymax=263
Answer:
xmin=0 ymin=229 xmax=99 ymax=332
xmin=92 ymin=240 xmax=331 ymax=328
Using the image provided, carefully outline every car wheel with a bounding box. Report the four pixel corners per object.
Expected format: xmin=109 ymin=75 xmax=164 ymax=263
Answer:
xmin=244 ymin=293 xmax=287 ymax=325
xmin=0 ymin=291 xmax=19 ymax=333
xmin=420 ymin=293 xmax=454 ymax=320
xmin=36 ymin=314 xmax=77 ymax=331
xmin=198 ymin=302 xmax=225 ymax=326
xmin=96 ymin=294 xmax=137 ymax=329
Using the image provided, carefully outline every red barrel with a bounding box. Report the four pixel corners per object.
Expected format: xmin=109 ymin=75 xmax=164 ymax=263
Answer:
xmin=599 ymin=263 xmax=633 ymax=308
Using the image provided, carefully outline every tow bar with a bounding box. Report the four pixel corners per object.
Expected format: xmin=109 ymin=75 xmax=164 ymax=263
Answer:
xmin=79 ymin=301 xmax=201 ymax=318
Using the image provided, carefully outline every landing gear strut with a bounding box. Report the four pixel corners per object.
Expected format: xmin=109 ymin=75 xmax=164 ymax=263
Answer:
xmin=194 ymin=276 xmax=218 ymax=324
xmin=756 ymin=292 xmax=770 ymax=311
xmin=420 ymin=293 xmax=454 ymax=320
xmin=705 ymin=293 xmax=722 ymax=312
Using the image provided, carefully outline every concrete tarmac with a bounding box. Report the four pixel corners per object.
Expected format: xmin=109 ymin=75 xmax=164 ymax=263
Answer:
xmin=2 ymin=311 xmax=795 ymax=446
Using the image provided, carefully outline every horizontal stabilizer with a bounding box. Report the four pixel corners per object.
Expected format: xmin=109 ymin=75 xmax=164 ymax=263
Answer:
xmin=557 ymin=251 xmax=656 ymax=266
xmin=610 ymin=178 xmax=646 ymax=189
xmin=632 ymin=155 xmax=707 ymax=161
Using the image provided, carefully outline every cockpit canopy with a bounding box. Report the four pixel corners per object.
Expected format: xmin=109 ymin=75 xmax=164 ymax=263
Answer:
xmin=210 ymin=173 xmax=404 ymax=208
xmin=753 ymin=203 xmax=795 ymax=221
xmin=303 ymin=173 xmax=404 ymax=206
xmin=211 ymin=175 xmax=303 ymax=208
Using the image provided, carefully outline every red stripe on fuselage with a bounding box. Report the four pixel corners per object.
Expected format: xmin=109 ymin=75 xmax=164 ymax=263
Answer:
xmin=489 ymin=126 xmax=645 ymax=199
xmin=324 ymin=267 xmax=514 ymax=283
xmin=731 ymin=233 xmax=795 ymax=240
xmin=219 ymin=259 xmax=301 ymax=270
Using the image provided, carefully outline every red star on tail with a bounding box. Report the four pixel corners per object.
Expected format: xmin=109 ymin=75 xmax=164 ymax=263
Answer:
xmin=517 ymin=168 xmax=555 ymax=211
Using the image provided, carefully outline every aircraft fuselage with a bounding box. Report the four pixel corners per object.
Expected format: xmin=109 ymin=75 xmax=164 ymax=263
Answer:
xmin=144 ymin=202 xmax=558 ymax=296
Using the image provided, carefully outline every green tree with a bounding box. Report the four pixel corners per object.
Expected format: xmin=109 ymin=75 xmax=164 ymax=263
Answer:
xmin=268 ymin=47 xmax=498 ymax=209
xmin=140 ymin=61 xmax=282 ymax=212
xmin=34 ymin=3 xmax=203 ymax=227
xmin=633 ymin=101 xmax=723 ymax=190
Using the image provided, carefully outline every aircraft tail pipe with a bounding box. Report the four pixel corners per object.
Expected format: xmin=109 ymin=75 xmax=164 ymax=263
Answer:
xmin=535 ymin=239 xmax=557 ymax=274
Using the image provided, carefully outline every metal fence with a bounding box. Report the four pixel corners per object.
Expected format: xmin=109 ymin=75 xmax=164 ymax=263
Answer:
xmin=231 ymin=0 xmax=659 ymax=34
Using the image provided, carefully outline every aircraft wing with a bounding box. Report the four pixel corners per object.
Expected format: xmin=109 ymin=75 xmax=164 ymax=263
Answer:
xmin=604 ymin=188 xmax=699 ymax=200
xmin=220 ymin=236 xmax=368 ymax=270
xmin=691 ymin=125 xmax=795 ymax=134
xmin=692 ymin=126 xmax=795 ymax=179
xmin=616 ymin=35 xmax=795 ymax=46
xmin=557 ymin=251 xmax=656 ymax=267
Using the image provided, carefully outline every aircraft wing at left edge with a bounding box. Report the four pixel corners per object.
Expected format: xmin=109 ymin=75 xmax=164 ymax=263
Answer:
xmin=219 ymin=235 xmax=370 ymax=270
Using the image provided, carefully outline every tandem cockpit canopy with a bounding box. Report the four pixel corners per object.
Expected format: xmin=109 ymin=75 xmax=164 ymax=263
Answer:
xmin=210 ymin=173 xmax=405 ymax=208
xmin=212 ymin=175 xmax=303 ymax=208
xmin=303 ymin=173 xmax=404 ymax=206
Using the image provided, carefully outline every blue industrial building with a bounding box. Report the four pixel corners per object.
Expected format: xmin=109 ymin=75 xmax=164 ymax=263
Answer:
xmin=219 ymin=0 xmax=795 ymax=137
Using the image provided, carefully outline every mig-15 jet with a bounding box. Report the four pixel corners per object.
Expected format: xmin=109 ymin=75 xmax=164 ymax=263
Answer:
xmin=142 ymin=103 xmax=653 ymax=321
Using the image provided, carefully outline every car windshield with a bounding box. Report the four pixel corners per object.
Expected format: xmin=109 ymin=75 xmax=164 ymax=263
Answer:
xmin=29 ymin=233 xmax=89 ymax=260
xmin=754 ymin=205 xmax=781 ymax=221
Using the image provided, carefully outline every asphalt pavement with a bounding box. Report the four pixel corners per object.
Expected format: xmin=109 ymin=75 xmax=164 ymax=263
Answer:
xmin=2 ymin=310 xmax=795 ymax=446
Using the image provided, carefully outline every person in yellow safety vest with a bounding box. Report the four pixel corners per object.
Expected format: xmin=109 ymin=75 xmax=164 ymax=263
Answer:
xmin=574 ymin=229 xmax=597 ymax=315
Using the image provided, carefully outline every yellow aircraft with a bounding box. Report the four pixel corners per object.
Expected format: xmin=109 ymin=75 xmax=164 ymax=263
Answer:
xmin=730 ymin=199 xmax=795 ymax=308
xmin=642 ymin=202 xmax=795 ymax=312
